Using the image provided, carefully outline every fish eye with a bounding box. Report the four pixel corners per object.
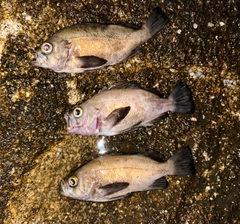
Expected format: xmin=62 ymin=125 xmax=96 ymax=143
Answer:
xmin=41 ymin=42 xmax=53 ymax=54
xmin=68 ymin=176 xmax=78 ymax=187
xmin=73 ymin=107 xmax=83 ymax=118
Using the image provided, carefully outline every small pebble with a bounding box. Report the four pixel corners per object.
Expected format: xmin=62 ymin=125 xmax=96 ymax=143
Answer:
xmin=207 ymin=22 xmax=214 ymax=27
xmin=219 ymin=21 xmax=225 ymax=26
xmin=193 ymin=23 xmax=198 ymax=29
xmin=177 ymin=29 xmax=182 ymax=34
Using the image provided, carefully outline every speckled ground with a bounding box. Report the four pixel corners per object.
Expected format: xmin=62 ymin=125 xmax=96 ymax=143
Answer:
xmin=0 ymin=0 xmax=239 ymax=223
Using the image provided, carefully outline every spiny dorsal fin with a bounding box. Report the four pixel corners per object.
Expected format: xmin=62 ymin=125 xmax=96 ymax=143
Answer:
xmin=106 ymin=82 xmax=164 ymax=98
xmin=107 ymin=82 xmax=141 ymax=90
xmin=140 ymin=150 xmax=165 ymax=162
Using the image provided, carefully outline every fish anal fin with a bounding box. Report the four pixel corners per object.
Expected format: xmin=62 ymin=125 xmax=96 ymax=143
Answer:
xmin=77 ymin=56 xmax=107 ymax=68
xmin=144 ymin=112 xmax=169 ymax=126
xmin=104 ymin=106 xmax=131 ymax=128
xmin=99 ymin=182 xmax=129 ymax=196
xmin=146 ymin=177 xmax=168 ymax=190
xmin=126 ymin=46 xmax=143 ymax=60
xmin=109 ymin=192 xmax=133 ymax=201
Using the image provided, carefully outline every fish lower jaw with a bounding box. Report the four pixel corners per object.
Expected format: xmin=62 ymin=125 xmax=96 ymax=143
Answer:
xmin=60 ymin=181 xmax=69 ymax=197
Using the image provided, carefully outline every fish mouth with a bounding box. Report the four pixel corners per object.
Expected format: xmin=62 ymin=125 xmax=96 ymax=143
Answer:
xmin=31 ymin=51 xmax=68 ymax=72
xmin=64 ymin=113 xmax=100 ymax=135
xmin=60 ymin=180 xmax=68 ymax=197
xmin=31 ymin=51 xmax=47 ymax=67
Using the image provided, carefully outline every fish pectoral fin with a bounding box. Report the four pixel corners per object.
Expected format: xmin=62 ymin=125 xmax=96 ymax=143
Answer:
xmin=104 ymin=106 xmax=131 ymax=128
xmin=99 ymin=182 xmax=130 ymax=196
xmin=146 ymin=177 xmax=168 ymax=190
xmin=77 ymin=56 xmax=107 ymax=68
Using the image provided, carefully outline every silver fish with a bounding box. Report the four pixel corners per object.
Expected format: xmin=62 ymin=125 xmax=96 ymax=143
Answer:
xmin=60 ymin=147 xmax=195 ymax=202
xmin=32 ymin=8 xmax=169 ymax=73
xmin=64 ymin=82 xmax=195 ymax=136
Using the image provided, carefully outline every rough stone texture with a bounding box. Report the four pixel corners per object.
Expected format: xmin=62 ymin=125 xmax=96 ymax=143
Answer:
xmin=0 ymin=0 xmax=239 ymax=223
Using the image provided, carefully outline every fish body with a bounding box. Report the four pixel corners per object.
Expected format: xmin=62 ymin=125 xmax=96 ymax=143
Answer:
xmin=32 ymin=8 xmax=169 ymax=73
xmin=65 ymin=82 xmax=195 ymax=136
xmin=60 ymin=147 xmax=195 ymax=202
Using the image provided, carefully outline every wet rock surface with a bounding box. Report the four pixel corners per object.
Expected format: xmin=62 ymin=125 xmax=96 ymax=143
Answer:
xmin=0 ymin=0 xmax=239 ymax=223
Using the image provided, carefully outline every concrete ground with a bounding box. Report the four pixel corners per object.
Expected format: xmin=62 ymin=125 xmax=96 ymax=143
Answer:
xmin=0 ymin=0 xmax=239 ymax=223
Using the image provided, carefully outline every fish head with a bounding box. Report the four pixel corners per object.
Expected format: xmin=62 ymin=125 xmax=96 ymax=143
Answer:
xmin=60 ymin=173 xmax=96 ymax=201
xmin=65 ymin=104 xmax=100 ymax=135
xmin=32 ymin=36 xmax=71 ymax=72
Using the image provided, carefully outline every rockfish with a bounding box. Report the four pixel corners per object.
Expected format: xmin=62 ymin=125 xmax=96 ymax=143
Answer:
xmin=64 ymin=82 xmax=195 ymax=136
xmin=60 ymin=147 xmax=195 ymax=202
xmin=32 ymin=8 xmax=169 ymax=73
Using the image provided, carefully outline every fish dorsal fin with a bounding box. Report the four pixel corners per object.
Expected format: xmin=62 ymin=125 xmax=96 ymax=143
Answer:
xmin=117 ymin=22 xmax=141 ymax=30
xmin=99 ymin=182 xmax=129 ymax=196
xmin=107 ymin=82 xmax=141 ymax=91
xmin=140 ymin=151 xmax=165 ymax=162
xmin=77 ymin=56 xmax=107 ymax=68
xmin=106 ymin=82 xmax=164 ymax=98
xmin=100 ymin=82 xmax=141 ymax=93
xmin=145 ymin=88 xmax=164 ymax=98
xmin=146 ymin=177 xmax=168 ymax=190
xmin=104 ymin=106 xmax=131 ymax=128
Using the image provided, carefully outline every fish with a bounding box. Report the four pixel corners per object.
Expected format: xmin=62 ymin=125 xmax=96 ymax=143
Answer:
xmin=64 ymin=82 xmax=195 ymax=136
xmin=32 ymin=7 xmax=169 ymax=73
xmin=60 ymin=146 xmax=196 ymax=202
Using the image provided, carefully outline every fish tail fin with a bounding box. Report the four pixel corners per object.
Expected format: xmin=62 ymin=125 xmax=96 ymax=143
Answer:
xmin=169 ymin=82 xmax=195 ymax=114
xmin=169 ymin=147 xmax=196 ymax=176
xmin=145 ymin=7 xmax=170 ymax=37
